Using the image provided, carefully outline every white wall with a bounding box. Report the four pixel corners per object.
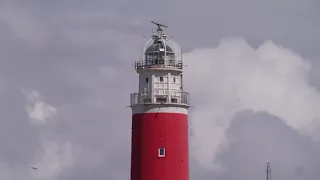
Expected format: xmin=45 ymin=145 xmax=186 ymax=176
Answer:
xmin=138 ymin=70 xmax=183 ymax=95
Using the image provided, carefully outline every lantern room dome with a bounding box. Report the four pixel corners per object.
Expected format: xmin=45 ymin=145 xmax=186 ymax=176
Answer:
xmin=134 ymin=21 xmax=183 ymax=72
xmin=145 ymin=40 xmax=174 ymax=54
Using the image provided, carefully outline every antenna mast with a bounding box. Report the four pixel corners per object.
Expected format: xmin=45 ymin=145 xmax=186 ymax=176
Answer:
xmin=266 ymin=162 xmax=272 ymax=180
xmin=151 ymin=21 xmax=168 ymax=38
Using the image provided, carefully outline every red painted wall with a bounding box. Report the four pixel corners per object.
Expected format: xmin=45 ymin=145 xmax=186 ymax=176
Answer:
xmin=130 ymin=112 xmax=189 ymax=180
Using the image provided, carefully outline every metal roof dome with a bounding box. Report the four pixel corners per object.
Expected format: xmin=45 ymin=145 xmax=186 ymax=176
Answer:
xmin=145 ymin=40 xmax=174 ymax=54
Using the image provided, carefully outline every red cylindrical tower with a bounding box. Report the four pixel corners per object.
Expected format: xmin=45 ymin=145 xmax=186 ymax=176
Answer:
xmin=130 ymin=21 xmax=190 ymax=180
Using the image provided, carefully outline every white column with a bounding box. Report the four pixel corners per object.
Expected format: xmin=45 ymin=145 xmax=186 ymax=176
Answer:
xmin=151 ymin=74 xmax=155 ymax=103
xmin=168 ymin=73 xmax=171 ymax=103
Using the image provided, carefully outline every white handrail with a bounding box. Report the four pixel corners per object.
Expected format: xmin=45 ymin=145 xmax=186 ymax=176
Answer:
xmin=130 ymin=91 xmax=189 ymax=106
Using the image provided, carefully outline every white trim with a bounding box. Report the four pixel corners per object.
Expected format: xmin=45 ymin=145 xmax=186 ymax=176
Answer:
xmin=131 ymin=106 xmax=188 ymax=115
xmin=137 ymin=68 xmax=183 ymax=73
xmin=168 ymin=73 xmax=171 ymax=101
xmin=142 ymin=38 xmax=154 ymax=60
xmin=160 ymin=37 xmax=167 ymax=58
xmin=166 ymin=39 xmax=176 ymax=53
xmin=158 ymin=148 xmax=165 ymax=157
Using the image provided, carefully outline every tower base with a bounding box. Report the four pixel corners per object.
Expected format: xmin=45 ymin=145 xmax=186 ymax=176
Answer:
xmin=130 ymin=108 xmax=189 ymax=180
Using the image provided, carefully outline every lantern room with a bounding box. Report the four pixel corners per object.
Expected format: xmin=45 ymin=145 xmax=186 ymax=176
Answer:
xmin=135 ymin=21 xmax=183 ymax=71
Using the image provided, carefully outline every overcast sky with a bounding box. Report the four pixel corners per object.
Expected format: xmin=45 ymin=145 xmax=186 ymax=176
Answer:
xmin=1 ymin=0 xmax=320 ymax=180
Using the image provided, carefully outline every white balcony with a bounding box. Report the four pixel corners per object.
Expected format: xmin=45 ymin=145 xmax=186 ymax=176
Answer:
xmin=130 ymin=91 xmax=190 ymax=106
xmin=134 ymin=59 xmax=183 ymax=71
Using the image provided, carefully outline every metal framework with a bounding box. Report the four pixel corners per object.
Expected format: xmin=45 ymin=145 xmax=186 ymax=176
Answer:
xmin=135 ymin=21 xmax=182 ymax=72
xmin=134 ymin=60 xmax=183 ymax=70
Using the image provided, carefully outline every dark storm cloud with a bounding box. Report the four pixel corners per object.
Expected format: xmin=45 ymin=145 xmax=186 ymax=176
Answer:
xmin=0 ymin=0 xmax=320 ymax=180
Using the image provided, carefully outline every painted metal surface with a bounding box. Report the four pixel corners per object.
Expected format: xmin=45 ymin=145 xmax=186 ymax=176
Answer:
xmin=130 ymin=112 xmax=189 ymax=180
xmin=131 ymin=105 xmax=189 ymax=115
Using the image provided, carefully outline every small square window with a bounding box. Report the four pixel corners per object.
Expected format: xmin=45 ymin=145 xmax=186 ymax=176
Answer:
xmin=146 ymin=77 xmax=148 ymax=82
xmin=158 ymin=148 xmax=165 ymax=157
xmin=160 ymin=77 xmax=163 ymax=82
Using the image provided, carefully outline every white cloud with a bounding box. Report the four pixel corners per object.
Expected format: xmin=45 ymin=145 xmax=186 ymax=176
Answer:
xmin=30 ymin=138 xmax=74 ymax=180
xmin=0 ymin=1 xmax=319 ymax=179
xmin=23 ymin=90 xmax=57 ymax=125
xmin=184 ymin=37 xmax=320 ymax=171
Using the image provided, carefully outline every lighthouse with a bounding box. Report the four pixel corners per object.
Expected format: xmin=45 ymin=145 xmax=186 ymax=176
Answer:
xmin=130 ymin=21 xmax=190 ymax=180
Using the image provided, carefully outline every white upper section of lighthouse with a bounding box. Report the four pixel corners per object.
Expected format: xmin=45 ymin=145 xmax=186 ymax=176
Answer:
xmin=135 ymin=21 xmax=183 ymax=72
xmin=130 ymin=21 xmax=190 ymax=108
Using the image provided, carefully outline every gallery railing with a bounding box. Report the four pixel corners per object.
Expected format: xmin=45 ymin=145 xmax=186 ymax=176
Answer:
xmin=130 ymin=91 xmax=190 ymax=106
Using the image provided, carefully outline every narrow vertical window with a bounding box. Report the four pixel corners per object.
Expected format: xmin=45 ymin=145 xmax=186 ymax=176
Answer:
xmin=160 ymin=77 xmax=163 ymax=82
xmin=158 ymin=148 xmax=165 ymax=157
xmin=146 ymin=77 xmax=148 ymax=82
xmin=173 ymin=77 xmax=176 ymax=82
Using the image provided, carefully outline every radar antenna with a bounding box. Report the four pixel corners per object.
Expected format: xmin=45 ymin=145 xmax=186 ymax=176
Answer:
xmin=151 ymin=21 xmax=168 ymax=29
xmin=151 ymin=21 xmax=168 ymax=38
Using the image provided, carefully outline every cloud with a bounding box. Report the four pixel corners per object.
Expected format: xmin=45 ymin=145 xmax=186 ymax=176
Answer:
xmin=0 ymin=3 xmax=52 ymax=48
xmin=0 ymin=1 xmax=320 ymax=180
xmin=0 ymin=162 xmax=12 ymax=180
xmin=185 ymin=37 xmax=320 ymax=171
xmin=30 ymin=138 xmax=74 ymax=180
xmin=23 ymin=90 xmax=57 ymax=125
xmin=216 ymin=110 xmax=320 ymax=180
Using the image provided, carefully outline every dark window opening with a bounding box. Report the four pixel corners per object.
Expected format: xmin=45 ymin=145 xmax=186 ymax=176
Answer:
xmin=160 ymin=77 xmax=163 ymax=82
xmin=146 ymin=77 xmax=148 ymax=82
xmin=171 ymin=98 xmax=177 ymax=103
xmin=156 ymin=97 xmax=167 ymax=103
xmin=158 ymin=148 xmax=165 ymax=157
xmin=173 ymin=77 xmax=176 ymax=82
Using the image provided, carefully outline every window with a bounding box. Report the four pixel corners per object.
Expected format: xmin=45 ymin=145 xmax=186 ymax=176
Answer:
xmin=173 ymin=77 xmax=176 ymax=82
xmin=156 ymin=97 xmax=167 ymax=103
xmin=146 ymin=55 xmax=152 ymax=61
xmin=160 ymin=77 xmax=163 ymax=82
xmin=146 ymin=77 xmax=148 ymax=82
xmin=171 ymin=98 xmax=177 ymax=103
xmin=158 ymin=148 xmax=165 ymax=157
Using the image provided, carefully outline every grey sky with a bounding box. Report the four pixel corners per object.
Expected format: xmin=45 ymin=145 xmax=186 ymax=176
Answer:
xmin=1 ymin=0 xmax=320 ymax=180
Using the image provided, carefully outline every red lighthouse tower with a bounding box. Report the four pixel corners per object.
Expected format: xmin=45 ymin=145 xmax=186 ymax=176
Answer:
xmin=130 ymin=21 xmax=190 ymax=180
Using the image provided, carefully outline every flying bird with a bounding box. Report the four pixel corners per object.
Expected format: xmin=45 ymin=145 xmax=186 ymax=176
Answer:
xmin=31 ymin=167 xmax=38 ymax=170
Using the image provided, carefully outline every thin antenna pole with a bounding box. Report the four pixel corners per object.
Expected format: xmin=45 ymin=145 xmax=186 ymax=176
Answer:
xmin=266 ymin=162 xmax=272 ymax=180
